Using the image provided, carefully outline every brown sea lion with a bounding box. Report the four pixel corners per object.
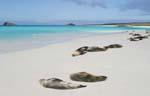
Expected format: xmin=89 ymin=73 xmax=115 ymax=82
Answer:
xmin=128 ymin=35 xmax=148 ymax=41
xmin=132 ymin=33 xmax=141 ymax=36
xmin=72 ymin=50 xmax=87 ymax=57
xmin=146 ymin=31 xmax=150 ymax=34
xmin=129 ymin=33 xmax=133 ymax=35
xmin=70 ymin=72 xmax=107 ymax=82
xmin=72 ymin=46 xmax=88 ymax=56
xmin=76 ymin=46 xmax=88 ymax=52
xmin=86 ymin=46 xmax=107 ymax=52
xmin=128 ymin=38 xmax=140 ymax=41
xmin=104 ymin=44 xmax=123 ymax=49
xmin=135 ymin=36 xmax=148 ymax=39
xmin=39 ymin=78 xmax=86 ymax=90
xmin=129 ymin=33 xmax=141 ymax=36
xmin=72 ymin=46 xmax=107 ymax=56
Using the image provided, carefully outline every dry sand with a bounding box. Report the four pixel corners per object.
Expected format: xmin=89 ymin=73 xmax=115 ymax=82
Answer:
xmin=0 ymin=30 xmax=150 ymax=96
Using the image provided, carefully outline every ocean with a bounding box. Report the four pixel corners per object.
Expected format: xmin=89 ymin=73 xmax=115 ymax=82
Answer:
xmin=0 ymin=25 xmax=150 ymax=54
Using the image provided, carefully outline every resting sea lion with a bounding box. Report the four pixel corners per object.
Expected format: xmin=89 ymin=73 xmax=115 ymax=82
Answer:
xmin=146 ymin=31 xmax=150 ymax=34
xmin=104 ymin=44 xmax=123 ymax=49
xmin=39 ymin=78 xmax=86 ymax=90
xmin=72 ymin=50 xmax=87 ymax=57
xmin=72 ymin=46 xmax=107 ymax=56
xmin=128 ymin=36 xmax=148 ymax=41
xmin=135 ymin=36 xmax=148 ymax=39
xmin=72 ymin=46 xmax=88 ymax=57
xmin=132 ymin=34 xmax=141 ymax=36
xmin=76 ymin=46 xmax=88 ymax=52
xmin=86 ymin=46 xmax=107 ymax=52
xmin=70 ymin=72 xmax=107 ymax=82
xmin=129 ymin=33 xmax=133 ymax=35
xmin=128 ymin=38 xmax=140 ymax=41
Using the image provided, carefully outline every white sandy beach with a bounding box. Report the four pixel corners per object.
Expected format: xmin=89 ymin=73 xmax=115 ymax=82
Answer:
xmin=0 ymin=30 xmax=150 ymax=96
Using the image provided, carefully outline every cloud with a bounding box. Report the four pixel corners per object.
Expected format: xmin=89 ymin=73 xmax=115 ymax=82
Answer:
xmin=121 ymin=0 xmax=150 ymax=12
xmin=63 ymin=0 xmax=106 ymax=8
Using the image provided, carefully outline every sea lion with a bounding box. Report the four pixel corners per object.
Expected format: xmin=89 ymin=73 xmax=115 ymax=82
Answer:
xmin=128 ymin=36 xmax=148 ymax=41
xmin=72 ymin=50 xmax=87 ymax=57
xmin=129 ymin=33 xmax=133 ymax=35
xmin=72 ymin=46 xmax=107 ymax=56
xmin=72 ymin=46 xmax=88 ymax=57
xmin=128 ymin=38 xmax=140 ymax=41
xmin=70 ymin=72 xmax=107 ymax=82
xmin=129 ymin=33 xmax=141 ymax=36
xmin=136 ymin=36 xmax=148 ymax=39
xmin=86 ymin=46 xmax=107 ymax=52
xmin=146 ymin=31 xmax=150 ymax=34
xmin=132 ymin=33 xmax=141 ymax=36
xmin=104 ymin=44 xmax=123 ymax=49
xmin=39 ymin=78 xmax=86 ymax=90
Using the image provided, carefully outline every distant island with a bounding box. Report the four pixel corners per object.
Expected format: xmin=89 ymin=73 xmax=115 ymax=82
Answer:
xmin=66 ymin=23 xmax=76 ymax=26
xmin=87 ymin=22 xmax=150 ymax=26
xmin=1 ymin=21 xmax=150 ymax=26
xmin=3 ymin=22 xmax=16 ymax=26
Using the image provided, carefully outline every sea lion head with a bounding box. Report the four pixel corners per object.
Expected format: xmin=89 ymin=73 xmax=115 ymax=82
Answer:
xmin=72 ymin=51 xmax=87 ymax=57
xmin=72 ymin=51 xmax=81 ymax=57
xmin=39 ymin=79 xmax=47 ymax=87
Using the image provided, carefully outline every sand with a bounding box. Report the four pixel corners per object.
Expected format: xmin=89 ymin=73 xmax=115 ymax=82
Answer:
xmin=0 ymin=30 xmax=150 ymax=96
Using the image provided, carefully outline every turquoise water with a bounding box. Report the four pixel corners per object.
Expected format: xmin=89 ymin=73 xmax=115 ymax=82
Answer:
xmin=0 ymin=25 xmax=150 ymax=54
xmin=0 ymin=25 xmax=150 ymax=40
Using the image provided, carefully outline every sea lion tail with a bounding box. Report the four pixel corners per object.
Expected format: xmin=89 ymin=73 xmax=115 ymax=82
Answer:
xmin=78 ymin=85 xmax=87 ymax=88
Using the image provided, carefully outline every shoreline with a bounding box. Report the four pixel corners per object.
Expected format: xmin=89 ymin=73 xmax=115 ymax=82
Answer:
xmin=0 ymin=30 xmax=128 ymax=55
xmin=0 ymin=29 xmax=147 ymax=55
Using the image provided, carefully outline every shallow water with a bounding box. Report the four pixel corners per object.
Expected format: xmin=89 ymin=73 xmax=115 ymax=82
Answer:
xmin=0 ymin=25 xmax=150 ymax=54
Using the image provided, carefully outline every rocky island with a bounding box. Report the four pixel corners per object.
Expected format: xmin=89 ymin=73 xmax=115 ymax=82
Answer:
xmin=66 ymin=23 xmax=75 ymax=26
xmin=3 ymin=22 xmax=16 ymax=26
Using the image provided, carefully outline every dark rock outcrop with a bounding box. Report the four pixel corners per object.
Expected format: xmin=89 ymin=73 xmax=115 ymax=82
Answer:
xmin=66 ymin=23 xmax=75 ymax=26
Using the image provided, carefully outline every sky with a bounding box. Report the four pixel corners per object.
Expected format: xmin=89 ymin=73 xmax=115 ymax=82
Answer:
xmin=0 ymin=0 xmax=150 ymax=25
